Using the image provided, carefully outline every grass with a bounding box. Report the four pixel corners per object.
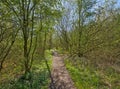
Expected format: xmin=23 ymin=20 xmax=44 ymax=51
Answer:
xmin=65 ymin=57 xmax=120 ymax=89
xmin=0 ymin=50 xmax=53 ymax=89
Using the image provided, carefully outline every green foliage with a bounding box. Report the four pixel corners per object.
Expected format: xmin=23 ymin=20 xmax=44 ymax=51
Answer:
xmin=65 ymin=59 xmax=100 ymax=89
xmin=0 ymin=50 xmax=52 ymax=89
xmin=65 ymin=57 xmax=120 ymax=89
xmin=0 ymin=70 xmax=49 ymax=89
xmin=0 ymin=0 xmax=120 ymax=89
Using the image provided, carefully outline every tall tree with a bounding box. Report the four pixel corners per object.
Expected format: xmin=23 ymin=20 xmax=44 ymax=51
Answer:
xmin=0 ymin=2 xmax=19 ymax=72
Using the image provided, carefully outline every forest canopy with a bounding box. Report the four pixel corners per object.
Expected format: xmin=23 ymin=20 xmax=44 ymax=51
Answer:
xmin=0 ymin=0 xmax=120 ymax=89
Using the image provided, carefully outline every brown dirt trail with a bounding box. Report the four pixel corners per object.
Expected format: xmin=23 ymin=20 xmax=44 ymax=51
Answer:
xmin=51 ymin=56 xmax=76 ymax=89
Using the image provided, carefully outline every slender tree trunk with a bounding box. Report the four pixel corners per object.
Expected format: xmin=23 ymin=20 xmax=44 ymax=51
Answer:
xmin=78 ymin=0 xmax=83 ymax=57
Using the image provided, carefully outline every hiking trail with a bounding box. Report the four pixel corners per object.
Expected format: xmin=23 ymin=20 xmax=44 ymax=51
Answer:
xmin=51 ymin=54 xmax=76 ymax=89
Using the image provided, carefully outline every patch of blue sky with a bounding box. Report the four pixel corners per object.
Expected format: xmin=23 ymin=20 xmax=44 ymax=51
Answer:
xmin=55 ymin=0 xmax=120 ymax=31
xmin=116 ymin=0 xmax=120 ymax=8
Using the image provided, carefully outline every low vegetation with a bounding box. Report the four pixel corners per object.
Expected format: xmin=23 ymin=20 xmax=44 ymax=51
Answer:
xmin=0 ymin=50 xmax=52 ymax=89
xmin=0 ymin=0 xmax=120 ymax=89
xmin=65 ymin=53 xmax=120 ymax=89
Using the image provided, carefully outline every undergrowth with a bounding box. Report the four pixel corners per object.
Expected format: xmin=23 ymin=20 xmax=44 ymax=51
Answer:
xmin=0 ymin=50 xmax=52 ymax=89
xmin=65 ymin=56 xmax=120 ymax=89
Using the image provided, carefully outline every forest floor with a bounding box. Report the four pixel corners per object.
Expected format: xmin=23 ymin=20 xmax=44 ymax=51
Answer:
xmin=51 ymin=55 xmax=76 ymax=89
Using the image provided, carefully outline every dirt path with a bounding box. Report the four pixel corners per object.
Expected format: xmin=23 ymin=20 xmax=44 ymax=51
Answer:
xmin=51 ymin=56 xmax=76 ymax=89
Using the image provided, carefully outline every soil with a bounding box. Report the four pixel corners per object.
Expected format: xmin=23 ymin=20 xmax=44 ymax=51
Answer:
xmin=51 ymin=55 xmax=76 ymax=89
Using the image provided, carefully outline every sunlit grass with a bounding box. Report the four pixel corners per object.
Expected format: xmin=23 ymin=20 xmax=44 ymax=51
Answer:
xmin=65 ymin=58 xmax=120 ymax=89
